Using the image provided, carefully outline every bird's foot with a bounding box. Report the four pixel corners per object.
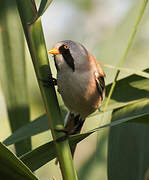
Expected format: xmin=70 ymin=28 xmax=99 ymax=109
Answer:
xmin=54 ymin=127 xmax=79 ymax=137
xmin=38 ymin=74 xmax=57 ymax=88
xmin=54 ymin=126 xmax=69 ymax=135
xmin=54 ymin=127 xmax=69 ymax=142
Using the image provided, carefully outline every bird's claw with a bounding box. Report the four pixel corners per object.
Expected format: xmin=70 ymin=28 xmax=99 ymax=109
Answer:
xmin=38 ymin=74 xmax=57 ymax=88
xmin=54 ymin=128 xmax=69 ymax=135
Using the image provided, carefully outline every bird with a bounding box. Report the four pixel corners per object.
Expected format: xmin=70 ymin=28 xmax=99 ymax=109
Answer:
xmin=48 ymin=40 xmax=105 ymax=156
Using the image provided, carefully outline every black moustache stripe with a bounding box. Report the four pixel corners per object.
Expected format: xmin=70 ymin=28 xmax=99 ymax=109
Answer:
xmin=54 ymin=55 xmax=59 ymax=71
xmin=59 ymin=45 xmax=75 ymax=71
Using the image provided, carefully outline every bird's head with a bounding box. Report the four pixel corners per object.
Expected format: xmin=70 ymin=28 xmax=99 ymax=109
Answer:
xmin=48 ymin=40 xmax=89 ymax=72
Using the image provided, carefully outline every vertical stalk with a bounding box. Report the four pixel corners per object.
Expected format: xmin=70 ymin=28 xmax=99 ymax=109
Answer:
xmin=15 ymin=0 xmax=78 ymax=179
xmin=103 ymin=0 xmax=148 ymax=112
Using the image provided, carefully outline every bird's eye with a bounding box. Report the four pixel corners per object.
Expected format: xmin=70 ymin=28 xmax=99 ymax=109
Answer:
xmin=64 ymin=45 xmax=69 ymax=49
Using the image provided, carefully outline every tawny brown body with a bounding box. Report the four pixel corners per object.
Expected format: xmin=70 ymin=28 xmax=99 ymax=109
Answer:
xmin=49 ymin=40 xmax=105 ymax=158
xmin=57 ymin=53 xmax=104 ymax=119
xmin=49 ymin=40 xmax=105 ymax=119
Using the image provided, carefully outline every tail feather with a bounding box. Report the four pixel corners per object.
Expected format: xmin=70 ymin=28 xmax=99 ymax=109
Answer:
xmin=65 ymin=112 xmax=85 ymax=158
xmin=55 ymin=112 xmax=85 ymax=164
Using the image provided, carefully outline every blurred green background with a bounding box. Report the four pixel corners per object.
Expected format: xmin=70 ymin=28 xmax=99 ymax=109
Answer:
xmin=0 ymin=0 xmax=149 ymax=179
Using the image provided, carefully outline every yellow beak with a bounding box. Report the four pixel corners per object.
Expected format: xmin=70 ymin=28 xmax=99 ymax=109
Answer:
xmin=48 ymin=48 xmax=60 ymax=55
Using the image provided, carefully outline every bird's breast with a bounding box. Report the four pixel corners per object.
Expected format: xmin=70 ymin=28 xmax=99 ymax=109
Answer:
xmin=57 ymin=70 xmax=102 ymax=118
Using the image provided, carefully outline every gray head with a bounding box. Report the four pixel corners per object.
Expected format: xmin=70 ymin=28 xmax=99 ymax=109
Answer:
xmin=48 ymin=40 xmax=89 ymax=72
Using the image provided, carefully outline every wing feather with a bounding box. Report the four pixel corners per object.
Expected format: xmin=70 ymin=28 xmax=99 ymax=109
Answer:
xmin=95 ymin=74 xmax=105 ymax=100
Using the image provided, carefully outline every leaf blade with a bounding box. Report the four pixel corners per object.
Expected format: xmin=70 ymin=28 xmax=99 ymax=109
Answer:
xmin=108 ymin=99 xmax=149 ymax=180
xmin=21 ymin=133 xmax=91 ymax=171
xmin=0 ymin=0 xmax=31 ymax=156
xmin=21 ymin=99 xmax=149 ymax=171
xmin=3 ymin=115 xmax=49 ymax=146
xmin=37 ymin=0 xmax=53 ymax=18
xmin=101 ymin=68 xmax=149 ymax=112
xmin=0 ymin=142 xmax=38 ymax=179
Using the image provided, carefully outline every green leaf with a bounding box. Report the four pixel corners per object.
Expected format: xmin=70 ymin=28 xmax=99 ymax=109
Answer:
xmin=92 ymin=101 xmax=149 ymax=133
xmin=3 ymin=115 xmax=49 ymax=146
xmin=0 ymin=142 xmax=38 ymax=179
xmin=112 ymin=99 xmax=149 ymax=123
xmin=21 ymin=140 xmax=56 ymax=171
xmin=103 ymin=64 xmax=149 ymax=79
xmin=21 ymin=132 xmax=91 ymax=171
xmin=0 ymin=0 xmax=31 ymax=156
xmin=78 ymin=133 xmax=107 ymax=180
xmin=3 ymin=108 xmax=67 ymax=146
xmin=37 ymin=0 xmax=53 ymax=18
xmin=31 ymin=0 xmax=53 ymax=23
xmin=4 ymin=71 xmax=149 ymax=150
xmin=4 ymin=69 xmax=149 ymax=151
xmin=101 ymin=68 xmax=149 ymax=112
xmin=108 ymin=98 xmax=149 ymax=180
xmin=21 ymin=101 xmax=147 ymax=172
xmin=108 ymin=121 xmax=149 ymax=180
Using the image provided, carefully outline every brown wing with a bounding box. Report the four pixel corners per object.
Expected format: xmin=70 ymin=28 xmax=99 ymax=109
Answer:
xmin=95 ymin=73 xmax=105 ymax=100
xmin=88 ymin=52 xmax=105 ymax=100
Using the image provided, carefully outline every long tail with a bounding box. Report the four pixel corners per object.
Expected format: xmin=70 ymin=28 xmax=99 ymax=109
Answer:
xmin=64 ymin=112 xmax=85 ymax=158
xmin=55 ymin=112 xmax=85 ymax=164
